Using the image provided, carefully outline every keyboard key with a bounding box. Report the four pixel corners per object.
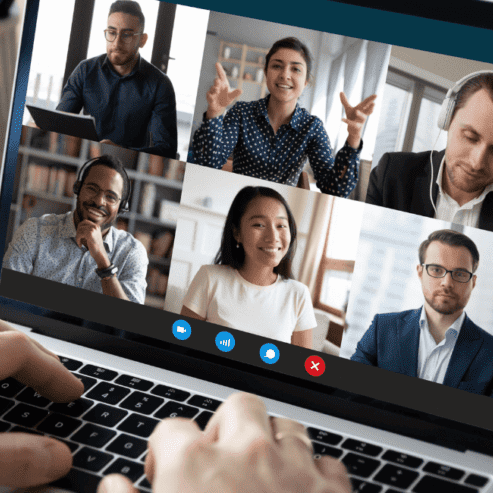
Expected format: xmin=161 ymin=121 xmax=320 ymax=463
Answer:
xmin=342 ymin=439 xmax=382 ymax=457
xmin=382 ymin=450 xmax=423 ymax=469
xmin=37 ymin=413 xmax=82 ymax=438
xmin=50 ymin=398 xmax=94 ymax=417
xmin=313 ymin=442 xmax=343 ymax=458
xmin=0 ymin=378 xmax=25 ymax=398
xmin=16 ymin=388 xmax=52 ymax=408
xmin=74 ymin=374 xmax=98 ymax=393
xmin=59 ymin=356 xmax=84 ymax=371
xmin=83 ymin=403 xmax=128 ymax=427
xmin=120 ymin=392 xmax=164 ymax=415
xmin=86 ymin=382 xmax=131 ymax=405
xmin=307 ymin=427 xmax=343 ymax=446
xmin=423 ymin=461 xmax=465 ymax=480
xmin=117 ymin=414 xmax=160 ymax=438
xmin=106 ymin=433 xmax=148 ymax=459
xmin=72 ymin=423 xmax=117 ymax=447
xmin=151 ymin=385 xmax=190 ymax=402
xmin=0 ymin=420 xmax=10 ymax=432
xmin=0 ymin=396 xmax=15 ymax=415
xmin=194 ymin=411 xmax=214 ymax=430
xmin=3 ymin=403 xmax=48 ymax=427
xmin=139 ymin=476 xmax=152 ymax=490
xmin=79 ymin=365 xmax=118 ymax=381
xmin=187 ymin=395 xmax=222 ymax=411
xmin=155 ymin=401 xmax=200 ymax=420
xmin=73 ymin=446 xmax=114 ymax=472
xmin=52 ymin=469 xmax=102 ymax=493
xmin=116 ymin=375 xmax=154 ymax=391
xmin=413 ymin=475 xmax=478 ymax=492
xmin=373 ymin=464 xmax=419 ymax=489
xmin=351 ymin=478 xmax=383 ymax=492
xmin=465 ymin=474 xmax=488 ymax=487
xmin=10 ymin=426 xmax=43 ymax=435
xmin=104 ymin=458 xmax=145 ymax=482
xmin=342 ymin=453 xmax=381 ymax=478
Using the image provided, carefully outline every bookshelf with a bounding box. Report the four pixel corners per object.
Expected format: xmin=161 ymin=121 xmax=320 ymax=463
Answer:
xmin=8 ymin=126 xmax=185 ymax=309
xmin=218 ymin=40 xmax=269 ymax=101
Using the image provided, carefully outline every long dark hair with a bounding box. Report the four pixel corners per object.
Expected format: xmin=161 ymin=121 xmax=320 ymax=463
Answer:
xmin=214 ymin=186 xmax=297 ymax=280
xmin=214 ymin=187 xmax=297 ymax=279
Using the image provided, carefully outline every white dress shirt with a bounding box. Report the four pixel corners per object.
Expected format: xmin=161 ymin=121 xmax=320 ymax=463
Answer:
xmin=435 ymin=156 xmax=493 ymax=227
xmin=417 ymin=307 xmax=466 ymax=384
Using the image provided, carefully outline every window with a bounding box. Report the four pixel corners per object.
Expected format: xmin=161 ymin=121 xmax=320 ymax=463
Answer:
xmin=314 ymin=197 xmax=364 ymax=316
xmin=372 ymin=68 xmax=447 ymax=168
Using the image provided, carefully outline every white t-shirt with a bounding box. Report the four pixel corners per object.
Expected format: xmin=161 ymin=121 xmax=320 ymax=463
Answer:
xmin=182 ymin=264 xmax=317 ymax=343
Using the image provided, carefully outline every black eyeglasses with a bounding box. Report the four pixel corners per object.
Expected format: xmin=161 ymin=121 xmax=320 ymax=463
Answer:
xmin=82 ymin=184 xmax=121 ymax=206
xmin=422 ymin=264 xmax=473 ymax=283
xmin=104 ymin=30 xmax=142 ymax=43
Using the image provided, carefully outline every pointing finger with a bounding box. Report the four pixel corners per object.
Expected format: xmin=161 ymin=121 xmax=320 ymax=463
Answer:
xmin=339 ymin=92 xmax=352 ymax=110
xmin=215 ymin=62 xmax=228 ymax=82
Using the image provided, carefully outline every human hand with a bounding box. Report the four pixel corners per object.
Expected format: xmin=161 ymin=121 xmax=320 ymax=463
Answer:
xmin=0 ymin=319 xmax=84 ymax=487
xmin=76 ymin=219 xmax=110 ymax=269
xmin=340 ymin=92 xmax=377 ymax=149
xmin=97 ymin=392 xmax=352 ymax=493
xmin=100 ymin=139 xmax=121 ymax=147
xmin=206 ymin=62 xmax=243 ymax=119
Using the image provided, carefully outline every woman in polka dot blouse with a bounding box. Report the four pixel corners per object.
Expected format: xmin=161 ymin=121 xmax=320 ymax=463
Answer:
xmin=192 ymin=37 xmax=376 ymax=197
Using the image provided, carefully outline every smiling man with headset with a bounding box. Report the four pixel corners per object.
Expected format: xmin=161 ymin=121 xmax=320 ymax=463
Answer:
xmin=2 ymin=155 xmax=148 ymax=304
xmin=366 ymin=71 xmax=493 ymax=232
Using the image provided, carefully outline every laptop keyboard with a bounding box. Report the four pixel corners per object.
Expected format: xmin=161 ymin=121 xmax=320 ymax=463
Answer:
xmin=0 ymin=355 xmax=490 ymax=493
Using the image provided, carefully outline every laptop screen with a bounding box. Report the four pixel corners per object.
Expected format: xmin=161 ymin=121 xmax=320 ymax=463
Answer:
xmin=2 ymin=0 xmax=493 ymax=442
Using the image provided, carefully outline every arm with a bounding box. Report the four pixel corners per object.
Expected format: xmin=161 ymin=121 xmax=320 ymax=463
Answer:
xmin=365 ymin=153 xmax=390 ymax=206
xmin=191 ymin=63 xmax=243 ymax=168
xmin=134 ymin=76 xmax=178 ymax=159
xmin=56 ymin=63 xmax=84 ymax=114
xmin=350 ymin=315 xmax=379 ymax=366
xmin=291 ymin=328 xmax=313 ymax=349
xmin=306 ymin=118 xmax=360 ymax=197
xmin=2 ymin=218 xmax=38 ymax=274
xmin=181 ymin=305 xmax=206 ymax=321
xmin=0 ymin=319 xmax=84 ymax=488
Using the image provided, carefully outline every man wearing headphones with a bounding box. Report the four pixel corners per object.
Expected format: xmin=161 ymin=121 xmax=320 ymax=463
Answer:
xmin=366 ymin=71 xmax=493 ymax=232
xmin=2 ymin=155 xmax=148 ymax=304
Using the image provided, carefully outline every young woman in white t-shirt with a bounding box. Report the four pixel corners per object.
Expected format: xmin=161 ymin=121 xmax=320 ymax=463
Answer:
xmin=181 ymin=186 xmax=316 ymax=348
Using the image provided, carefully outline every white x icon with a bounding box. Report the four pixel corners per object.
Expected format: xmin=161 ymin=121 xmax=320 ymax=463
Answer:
xmin=310 ymin=361 xmax=320 ymax=371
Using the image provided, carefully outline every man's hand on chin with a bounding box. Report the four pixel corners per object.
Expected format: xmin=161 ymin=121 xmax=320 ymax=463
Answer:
xmin=75 ymin=219 xmax=110 ymax=269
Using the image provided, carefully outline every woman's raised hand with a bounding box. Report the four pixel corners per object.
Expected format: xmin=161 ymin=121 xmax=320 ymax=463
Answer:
xmin=206 ymin=62 xmax=243 ymax=119
xmin=340 ymin=92 xmax=377 ymax=149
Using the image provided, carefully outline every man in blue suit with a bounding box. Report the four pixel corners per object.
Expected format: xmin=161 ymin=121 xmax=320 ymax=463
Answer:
xmin=351 ymin=229 xmax=493 ymax=396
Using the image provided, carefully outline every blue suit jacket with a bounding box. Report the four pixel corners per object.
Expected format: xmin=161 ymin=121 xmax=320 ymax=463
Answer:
xmin=350 ymin=309 xmax=493 ymax=396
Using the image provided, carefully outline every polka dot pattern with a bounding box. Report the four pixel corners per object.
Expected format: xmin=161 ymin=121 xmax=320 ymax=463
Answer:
xmin=192 ymin=96 xmax=361 ymax=197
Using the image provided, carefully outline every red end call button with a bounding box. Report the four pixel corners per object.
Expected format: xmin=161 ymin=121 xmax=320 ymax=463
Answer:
xmin=305 ymin=356 xmax=326 ymax=377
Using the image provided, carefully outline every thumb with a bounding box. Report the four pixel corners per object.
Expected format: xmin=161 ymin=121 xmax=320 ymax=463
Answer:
xmin=230 ymin=88 xmax=243 ymax=100
xmin=0 ymin=433 xmax=72 ymax=487
xmin=97 ymin=473 xmax=138 ymax=493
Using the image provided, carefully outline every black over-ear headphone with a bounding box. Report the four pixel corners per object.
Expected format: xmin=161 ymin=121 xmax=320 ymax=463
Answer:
xmin=73 ymin=156 xmax=131 ymax=213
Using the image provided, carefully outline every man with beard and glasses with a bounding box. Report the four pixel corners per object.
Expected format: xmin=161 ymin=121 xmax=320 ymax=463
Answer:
xmin=56 ymin=1 xmax=177 ymax=159
xmin=350 ymin=229 xmax=493 ymax=396
xmin=3 ymin=155 xmax=148 ymax=304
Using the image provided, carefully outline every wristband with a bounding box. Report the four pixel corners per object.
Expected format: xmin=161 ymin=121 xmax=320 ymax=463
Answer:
xmin=95 ymin=263 xmax=118 ymax=280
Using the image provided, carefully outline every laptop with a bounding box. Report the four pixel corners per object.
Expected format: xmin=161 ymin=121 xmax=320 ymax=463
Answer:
xmin=2 ymin=0 xmax=493 ymax=492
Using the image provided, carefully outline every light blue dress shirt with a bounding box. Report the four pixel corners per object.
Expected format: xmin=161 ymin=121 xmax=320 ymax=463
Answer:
xmin=417 ymin=307 xmax=465 ymax=384
xmin=3 ymin=211 xmax=148 ymax=304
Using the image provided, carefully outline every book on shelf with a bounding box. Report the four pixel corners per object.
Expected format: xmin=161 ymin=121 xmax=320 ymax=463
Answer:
xmin=151 ymin=231 xmax=174 ymax=258
xmin=140 ymin=183 xmax=156 ymax=217
xmin=146 ymin=269 xmax=168 ymax=297
xmin=159 ymin=200 xmax=180 ymax=223
xmin=134 ymin=231 xmax=152 ymax=254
